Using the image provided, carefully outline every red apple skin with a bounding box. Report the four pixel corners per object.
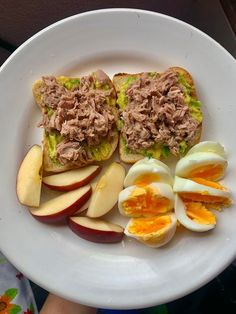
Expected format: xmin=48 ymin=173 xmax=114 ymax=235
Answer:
xmin=43 ymin=167 xmax=101 ymax=192
xmin=68 ymin=219 xmax=124 ymax=243
xmin=30 ymin=187 xmax=92 ymax=223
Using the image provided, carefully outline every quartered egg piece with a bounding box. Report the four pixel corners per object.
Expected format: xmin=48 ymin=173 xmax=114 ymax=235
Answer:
xmin=124 ymin=163 xmax=173 ymax=187
xmin=173 ymin=176 xmax=231 ymax=206
xmin=125 ymin=213 xmax=177 ymax=248
xmin=175 ymin=194 xmax=216 ymax=232
xmin=118 ymin=183 xmax=174 ymax=218
xmin=187 ymin=141 xmax=227 ymax=158
xmin=175 ymin=152 xmax=227 ymax=181
xmin=134 ymin=157 xmax=171 ymax=173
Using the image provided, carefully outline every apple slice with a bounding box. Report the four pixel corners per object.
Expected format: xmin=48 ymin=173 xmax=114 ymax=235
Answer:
xmin=68 ymin=216 xmax=124 ymax=243
xmin=87 ymin=162 xmax=126 ymax=218
xmin=43 ymin=165 xmax=101 ymax=191
xmin=73 ymin=182 xmax=97 ymax=215
xmin=16 ymin=145 xmax=43 ymax=207
xmin=30 ymin=185 xmax=91 ymax=223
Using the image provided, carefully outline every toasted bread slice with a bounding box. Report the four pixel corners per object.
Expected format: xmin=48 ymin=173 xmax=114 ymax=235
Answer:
xmin=33 ymin=71 xmax=118 ymax=173
xmin=43 ymin=131 xmax=119 ymax=174
xmin=113 ymin=67 xmax=202 ymax=163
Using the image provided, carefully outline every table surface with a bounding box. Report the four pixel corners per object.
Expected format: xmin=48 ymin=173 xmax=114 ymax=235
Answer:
xmin=1 ymin=0 xmax=236 ymax=312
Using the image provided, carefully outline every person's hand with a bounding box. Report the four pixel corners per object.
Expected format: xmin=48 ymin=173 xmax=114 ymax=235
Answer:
xmin=40 ymin=293 xmax=97 ymax=314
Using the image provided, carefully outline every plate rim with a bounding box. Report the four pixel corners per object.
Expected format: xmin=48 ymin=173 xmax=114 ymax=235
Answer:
xmin=0 ymin=8 xmax=236 ymax=309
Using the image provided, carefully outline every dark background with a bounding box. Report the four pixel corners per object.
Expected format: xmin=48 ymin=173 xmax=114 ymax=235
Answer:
xmin=1 ymin=1 xmax=236 ymax=313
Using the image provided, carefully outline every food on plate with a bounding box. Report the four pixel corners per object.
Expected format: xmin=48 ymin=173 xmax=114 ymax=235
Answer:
xmin=124 ymin=157 xmax=173 ymax=187
xmin=113 ymin=67 xmax=202 ymax=163
xmin=42 ymin=165 xmax=101 ymax=191
xmin=175 ymin=195 xmax=216 ymax=232
xmin=33 ymin=69 xmax=118 ymax=172
xmin=30 ymin=185 xmax=91 ymax=223
xmin=87 ymin=162 xmax=125 ymax=218
xmin=68 ymin=216 xmax=124 ymax=243
xmin=73 ymin=182 xmax=97 ymax=214
xmin=175 ymin=152 xmax=227 ymax=181
xmin=186 ymin=141 xmax=226 ymax=158
xmin=125 ymin=213 xmax=177 ymax=247
xmin=16 ymin=145 xmax=43 ymax=207
xmin=173 ymin=176 xmax=231 ymax=206
xmin=119 ymin=183 xmax=174 ymax=217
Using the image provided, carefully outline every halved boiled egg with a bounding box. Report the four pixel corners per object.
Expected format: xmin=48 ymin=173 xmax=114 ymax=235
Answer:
xmin=118 ymin=183 xmax=174 ymax=217
xmin=124 ymin=158 xmax=173 ymax=187
xmin=134 ymin=157 xmax=171 ymax=173
xmin=175 ymin=152 xmax=227 ymax=181
xmin=175 ymin=194 xmax=216 ymax=232
xmin=173 ymin=176 xmax=231 ymax=206
xmin=125 ymin=213 xmax=177 ymax=247
xmin=187 ymin=141 xmax=226 ymax=158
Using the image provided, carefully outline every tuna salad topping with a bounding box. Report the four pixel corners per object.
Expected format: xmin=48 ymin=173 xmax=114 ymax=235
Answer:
xmin=39 ymin=70 xmax=116 ymax=164
xmin=121 ymin=69 xmax=199 ymax=155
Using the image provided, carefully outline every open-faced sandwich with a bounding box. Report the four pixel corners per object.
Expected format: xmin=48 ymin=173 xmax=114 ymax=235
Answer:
xmin=33 ymin=70 xmax=118 ymax=172
xmin=113 ymin=67 xmax=203 ymax=163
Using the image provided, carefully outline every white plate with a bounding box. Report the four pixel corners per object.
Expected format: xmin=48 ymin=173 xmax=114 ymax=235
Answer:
xmin=0 ymin=9 xmax=236 ymax=310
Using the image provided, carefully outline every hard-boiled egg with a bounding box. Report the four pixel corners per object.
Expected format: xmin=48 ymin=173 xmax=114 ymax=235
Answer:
xmin=125 ymin=213 xmax=177 ymax=248
xmin=187 ymin=141 xmax=226 ymax=158
xmin=134 ymin=157 xmax=171 ymax=173
xmin=175 ymin=152 xmax=227 ymax=181
xmin=173 ymin=176 xmax=231 ymax=206
xmin=175 ymin=194 xmax=216 ymax=232
xmin=118 ymin=183 xmax=174 ymax=217
xmin=124 ymin=158 xmax=173 ymax=187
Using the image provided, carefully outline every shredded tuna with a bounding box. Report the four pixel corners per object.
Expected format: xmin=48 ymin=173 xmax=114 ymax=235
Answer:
xmin=56 ymin=140 xmax=93 ymax=165
xmin=40 ymin=76 xmax=68 ymax=109
xmin=39 ymin=70 xmax=116 ymax=163
xmin=121 ymin=69 xmax=199 ymax=155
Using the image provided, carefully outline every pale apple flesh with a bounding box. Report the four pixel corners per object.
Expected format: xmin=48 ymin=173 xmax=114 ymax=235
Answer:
xmin=73 ymin=182 xmax=97 ymax=215
xmin=16 ymin=145 xmax=43 ymax=207
xmin=43 ymin=165 xmax=101 ymax=191
xmin=87 ymin=162 xmax=126 ymax=218
xmin=68 ymin=216 xmax=124 ymax=243
xmin=30 ymin=185 xmax=91 ymax=223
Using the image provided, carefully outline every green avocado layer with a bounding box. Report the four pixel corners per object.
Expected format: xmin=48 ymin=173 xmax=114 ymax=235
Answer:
xmin=117 ymin=76 xmax=137 ymax=109
xmin=56 ymin=77 xmax=81 ymax=90
xmin=87 ymin=140 xmax=112 ymax=161
xmin=46 ymin=131 xmax=63 ymax=164
xmin=178 ymin=74 xmax=203 ymax=123
xmin=46 ymin=131 xmax=113 ymax=164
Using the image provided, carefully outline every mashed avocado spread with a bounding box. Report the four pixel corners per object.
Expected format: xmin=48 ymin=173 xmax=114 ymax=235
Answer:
xmin=117 ymin=76 xmax=137 ymax=109
xmin=87 ymin=140 xmax=112 ymax=161
xmin=178 ymin=74 xmax=203 ymax=124
xmin=46 ymin=131 xmax=63 ymax=163
xmin=56 ymin=76 xmax=80 ymax=90
xmin=47 ymin=131 xmax=113 ymax=163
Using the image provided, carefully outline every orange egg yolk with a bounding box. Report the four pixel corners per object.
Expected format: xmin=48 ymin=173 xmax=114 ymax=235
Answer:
xmin=122 ymin=186 xmax=171 ymax=217
xmin=128 ymin=216 xmax=171 ymax=235
xmin=134 ymin=173 xmax=160 ymax=186
xmin=191 ymin=177 xmax=225 ymax=190
xmin=185 ymin=202 xmax=216 ymax=224
xmin=188 ymin=164 xmax=224 ymax=181
xmin=180 ymin=177 xmax=228 ymax=204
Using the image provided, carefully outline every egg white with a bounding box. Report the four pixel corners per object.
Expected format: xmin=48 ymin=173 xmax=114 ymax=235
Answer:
xmin=118 ymin=182 xmax=175 ymax=217
xmin=175 ymin=152 xmax=227 ymax=181
xmin=134 ymin=157 xmax=171 ymax=173
xmin=175 ymin=194 xmax=216 ymax=232
xmin=173 ymin=176 xmax=231 ymax=200
xmin=124 ymin=163 xmax=173 ymax=187
xmin=187 ymin=141 xmax=226 ymax=158
xmin=124 ymin=213 xmax=177 ymax=248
